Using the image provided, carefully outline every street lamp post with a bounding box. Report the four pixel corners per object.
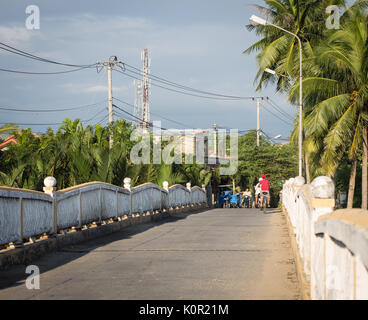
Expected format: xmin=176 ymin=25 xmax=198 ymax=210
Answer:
xmin=250 ymin=15 xmax=303 ymax=177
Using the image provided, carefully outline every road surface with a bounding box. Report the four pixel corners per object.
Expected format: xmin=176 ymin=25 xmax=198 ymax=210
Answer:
xmin=0 ymin=208 xmax=301 ymax=299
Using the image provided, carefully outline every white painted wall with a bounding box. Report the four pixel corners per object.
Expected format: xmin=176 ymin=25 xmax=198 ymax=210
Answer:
xmin=282 ymin=176 xmax=368 ymax=300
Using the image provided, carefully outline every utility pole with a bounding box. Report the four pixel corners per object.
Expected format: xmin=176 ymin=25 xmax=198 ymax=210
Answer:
xmin=257 ymin=98 xmax=260 ymax=147
xmin=96 ymin=56 xmax=123 ymax=148
xmin=251 ymin=97 xmax=265 ymax=147
xmin=107 ymin=61 xmax=113 ymax=148
xmin=213 ymin=123 xmax=217 ymax=160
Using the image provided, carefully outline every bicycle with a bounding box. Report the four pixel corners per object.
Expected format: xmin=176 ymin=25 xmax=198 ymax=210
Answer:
xmin=260 ymin=191 xmax=268 ymax=213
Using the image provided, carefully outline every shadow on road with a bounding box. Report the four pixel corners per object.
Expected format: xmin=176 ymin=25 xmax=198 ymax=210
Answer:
xmin=0 ymin=210 xmax=205 ymax=291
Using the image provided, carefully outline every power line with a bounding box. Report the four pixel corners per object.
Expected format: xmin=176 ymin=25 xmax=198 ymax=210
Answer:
xmin=122 ymin=63 xmax=262 ymax=100
xmin=265 ymin=98 xmax=295 ymax=121
xmin=113 ymin=97 xmax=192 ymax=129
xmin=113 ymin=110 xmax=138 ymax=123
xmin=0 ymin=100 xmax=107 ymax=113
xmin=261 ymin=101 xmax=293 ymax=126
xmin=115 ymin=69 xmax=263 ymax=101
xmin=83 ymin=108 xmax=108 ymax=123
xmin=0 ymin=41 xmax=96 ymax=75
xmin=113 ymin=104 xmax=168 ymax=130
xmin=0 ymin=66 xmax=92 ymax=75
xmin=95 ymin=114 xmax=110 ymax=126
xmin=0 ymin=107 xmax=107 ymax=126
xmin=0 ymin=41 xmax=95 ymax=68
xmin=0 ymin=121 xmax=64 ymax=126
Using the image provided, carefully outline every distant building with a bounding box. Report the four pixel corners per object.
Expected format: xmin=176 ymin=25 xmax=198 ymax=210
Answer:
xmin=0 ymin=132 xmax=41 ymax=151
xmin=153 ymin=128 xmax=232 ymax=166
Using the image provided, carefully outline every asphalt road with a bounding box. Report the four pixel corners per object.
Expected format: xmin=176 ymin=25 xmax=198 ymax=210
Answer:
xmin=0 ymin=208 xmax=301 ymax=300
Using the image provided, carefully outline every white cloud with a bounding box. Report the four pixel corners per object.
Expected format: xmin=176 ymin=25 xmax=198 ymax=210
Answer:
xmin=83 ymin=85 xmax=127 ymax=94
xmin=60 ymin=83 xmax=128 ymax=94
xmin=0 ymin=26 xmax=35 ymax=48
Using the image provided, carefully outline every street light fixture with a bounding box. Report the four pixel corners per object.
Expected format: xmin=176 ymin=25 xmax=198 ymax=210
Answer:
xmin=249 ymin=15 xmax=267 ymax=26
xmin=250 ymin=14 xmax=304 ymax=178
xmin=264 ymin=68 xmax=290 ymax=79
xmin=264 ymin=68 xmax=276 ymax=75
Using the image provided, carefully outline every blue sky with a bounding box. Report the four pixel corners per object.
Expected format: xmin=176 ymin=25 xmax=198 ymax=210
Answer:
xmin=0 ymin=0 xmax=296 ymax=139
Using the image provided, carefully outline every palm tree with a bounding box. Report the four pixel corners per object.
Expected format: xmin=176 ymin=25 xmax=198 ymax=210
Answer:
xmin=244 ymin=0 xmax=345 ymax=91
xmin=292 ymin=7 xmax=368 ymax=208
xmin=244 ymin=0 xmax=346 ymax=182
xmin=0 ymin=123 xmax=19 ymax=138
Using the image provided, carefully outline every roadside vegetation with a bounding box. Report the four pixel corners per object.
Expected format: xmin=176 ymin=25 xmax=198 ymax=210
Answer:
xmin=245 ymin=0 xmax=368 ymax=208
xmin=0 ymin=121 xmax=296 ymax=206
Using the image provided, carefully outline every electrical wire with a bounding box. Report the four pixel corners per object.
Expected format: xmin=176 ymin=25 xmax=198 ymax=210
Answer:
xmin=0 ymin=107 xmax=107 ymax=126
xmin=0 ymin=66 xmax=93 ymax=75
xmin=0 ymin=41 xmax=96 ymax=75
xmin=0 ymin=100 xmax=107 ymax=113
xmin=0 ymin=41 xmax=95 ymax=68
xmin=122 ymin=63 xmax=262 ymax=100
xmin=113 ymin=104 xmax=168 ymax=130
xmin=265 ymin=98 xmax=295 ymax=121
xmin=95 ymin=114 xmax=110 ymax=126
xmin=261 ymin=101 xmax=293 ymax=126
xmin=113 ymin=97 xmax=192 ymax=129
xmin=114 ymin=69 xmax=260 ymax=101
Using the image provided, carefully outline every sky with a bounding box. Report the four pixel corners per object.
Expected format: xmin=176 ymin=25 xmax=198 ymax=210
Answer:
xmin=0 ymin=0 xmax=296 ymax=140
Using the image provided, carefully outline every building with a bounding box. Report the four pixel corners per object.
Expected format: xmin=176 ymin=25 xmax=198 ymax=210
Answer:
xmin=0 ymin=132 xmax=41 ymax=151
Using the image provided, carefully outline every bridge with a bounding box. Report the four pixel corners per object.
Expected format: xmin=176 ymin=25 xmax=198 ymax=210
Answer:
xmin=0 ymin=176 xmax=367 ymax=299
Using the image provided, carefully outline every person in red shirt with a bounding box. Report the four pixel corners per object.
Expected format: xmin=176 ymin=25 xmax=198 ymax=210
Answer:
xmin=259 ymin=174 xmax=271 ymax=208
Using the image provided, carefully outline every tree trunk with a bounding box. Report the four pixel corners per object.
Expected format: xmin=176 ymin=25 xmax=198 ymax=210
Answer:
xmin=305 ymin=152 xmax=311 ymax=184
xmin=362 ymin=126 xmax=368 ymax=209
xmin=347 ymin=156 xmax=357 ymax=209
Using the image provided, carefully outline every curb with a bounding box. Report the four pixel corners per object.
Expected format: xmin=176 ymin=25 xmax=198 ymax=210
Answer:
xmin=282 ymin=207 xmax=311 ymax=300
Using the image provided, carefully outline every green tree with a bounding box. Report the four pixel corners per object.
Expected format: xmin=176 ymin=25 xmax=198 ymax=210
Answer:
xmin=244 ymin=0 xmax=344 ymax=92
xmin=291 ymin=8 xmax=368 ymax=208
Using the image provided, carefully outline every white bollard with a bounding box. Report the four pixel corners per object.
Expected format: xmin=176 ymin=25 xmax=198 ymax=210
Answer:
xmin=294 ymin=176 xmax=306 ymax=187
xmin=123 ymin=177 xmax=131 ymax=191
xmin=43 ymin=176 xmax=57 ymax=197
xmin=311 ymin=176 xmax=335 ymax=199
xmin=163 ymin=181 xmax=169 ymax=191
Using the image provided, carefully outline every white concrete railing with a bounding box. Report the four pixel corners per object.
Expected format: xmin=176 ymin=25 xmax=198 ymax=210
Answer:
xmin=282 ymin=176 xmax=368 ymax=299
xmin=0 ymin=179 xmax=207 ymax=247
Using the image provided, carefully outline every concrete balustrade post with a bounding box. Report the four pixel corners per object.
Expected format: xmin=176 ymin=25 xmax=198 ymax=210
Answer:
xmin=43 ymin=176 xmax=58 ymax=235
xmin=162 ymin=181 xmax=169 ymax=212
xmin=186 ymin=182 xmax=191 ymax=208
xmin=163 ymin=181 xmax=169 ymax=191
xmin=201 ymin=185 xmax=206 ymax=206
xmin=294 ymin=176 xmax=305 ymax=188
xmin=309 ymin=176 xmax=335 ymax=222
xmin=308 ymin=176 xmax=335 ymax=299
xmin=124 ymin=177 xmax=132 ymax=216
xmin=43 ymin=176 xmax=57 ymax=197
xmin=123 ymin=177 xmax=131 ymax=191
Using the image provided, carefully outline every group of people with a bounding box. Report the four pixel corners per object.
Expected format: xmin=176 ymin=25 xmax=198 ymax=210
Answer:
xmin=241 ymin=174 xmax=271 ymax=209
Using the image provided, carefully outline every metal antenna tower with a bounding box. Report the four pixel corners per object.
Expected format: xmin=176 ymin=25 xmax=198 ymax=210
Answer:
xmin=134 ymin=79 xmax=142 ymax=127
xmin=141 ymin=48 xmax=151 ymax=131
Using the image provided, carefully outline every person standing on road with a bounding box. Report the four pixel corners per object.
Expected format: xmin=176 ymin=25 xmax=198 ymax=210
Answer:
xmin=259 ymin=174 xmax=271 ymax=208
